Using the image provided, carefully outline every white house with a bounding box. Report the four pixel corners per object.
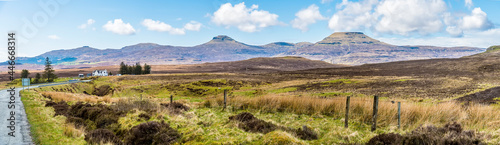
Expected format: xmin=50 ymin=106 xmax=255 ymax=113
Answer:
xmin=92 ymin=70 xmax=108 ymax=76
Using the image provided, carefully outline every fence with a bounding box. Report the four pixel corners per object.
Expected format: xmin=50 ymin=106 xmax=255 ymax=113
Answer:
xmin=168 ymin=90 xmax=500 ymax=131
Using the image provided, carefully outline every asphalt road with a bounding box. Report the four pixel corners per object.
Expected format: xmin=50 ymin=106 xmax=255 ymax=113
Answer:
xmin=0 ymin=80 xmax=90 ymax=145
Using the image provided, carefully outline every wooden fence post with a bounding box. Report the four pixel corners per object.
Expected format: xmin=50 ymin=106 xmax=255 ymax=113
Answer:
xmin=372 ymin=95 xmax=379 ymax=132
xmin=170 ymin=95 xmax=173 ymax=104
xmin=345 ymin=96 xmax=350 ymax=128
xmin=223 ymin=90 xmax=227 ymax=110
xmin=398 ymin=102 xmax=401 ymax=129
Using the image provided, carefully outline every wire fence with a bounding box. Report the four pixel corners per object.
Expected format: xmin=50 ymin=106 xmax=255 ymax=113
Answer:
xmin=165 ymin=90 xmax=500 ymax=131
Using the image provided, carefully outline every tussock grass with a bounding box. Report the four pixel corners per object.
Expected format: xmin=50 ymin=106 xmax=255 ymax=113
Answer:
xmin=20 ymin=91 xmax=86 ymax=145
xmin=41 ymin=91 xmax=116 ymax=103
xmin=63 ymin=123 xmax=85 ymax=138
xmin=211 ymin=95 xmax=500 ymax=131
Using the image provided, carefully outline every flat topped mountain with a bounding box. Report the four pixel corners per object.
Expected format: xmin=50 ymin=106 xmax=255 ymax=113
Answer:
xmin=4 ymin=32 xmax=486 ymax=71
xmin=316 ymin=32 xmax=388 ymax=45
xmin=209 ymin=35 xmax=237 ymax=43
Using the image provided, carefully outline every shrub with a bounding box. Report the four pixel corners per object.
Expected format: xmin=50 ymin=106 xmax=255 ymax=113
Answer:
xmin=368 ymin=122 xmax=484 ymax=145
xmin=124 ymin=121 xmax=181 ymax=145
xmin=85 ymin=129 xmax=122 ymax=145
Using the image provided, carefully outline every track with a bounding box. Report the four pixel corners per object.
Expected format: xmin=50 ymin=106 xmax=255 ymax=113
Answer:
xmin=0 ymin=80 xmax=90 ymax=145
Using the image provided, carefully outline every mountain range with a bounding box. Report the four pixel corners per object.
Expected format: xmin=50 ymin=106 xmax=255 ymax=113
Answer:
xmin=9 ymin=32 xmax=485 ymax=69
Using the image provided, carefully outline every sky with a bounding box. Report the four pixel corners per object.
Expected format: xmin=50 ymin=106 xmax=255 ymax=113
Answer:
xmin=0 ymin=0 xmax=499 ymax=61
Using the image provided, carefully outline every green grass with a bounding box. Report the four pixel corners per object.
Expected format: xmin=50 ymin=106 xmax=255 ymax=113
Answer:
xmin=20 ymin=91 xmax=86 ymax=145
xmin=322 ymin=79 xmax=357 ymax=84
xmin=392 ymin=79 xmax=409 ymax=82
xmin=314 ymin=92 xmax=353 ymax=97
xmin=269 ymin=87 xmax=297 ymax=93
xmin=232 ymin=90 xmax=263 ymax=97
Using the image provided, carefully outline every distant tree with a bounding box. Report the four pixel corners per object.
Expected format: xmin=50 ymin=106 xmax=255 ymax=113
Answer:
xmin=128 ymin=65 xmax=134 ymax=75
xmin=109 ymin=72 xmax=113 ymax=76
xmin=119 ymin=62 xmax=127 ymax=74
xmin=143 ymin=63 xmax=151 ymax=74
xmin=21 ymin=69 xmax=30 ymax=78
xmin=34 ymin=73 xmax=41 ymax=84
xmin=134 ymin=62 xmax=142 ymax=75
xmin=43 ymin=57 xmax=57 ymax=82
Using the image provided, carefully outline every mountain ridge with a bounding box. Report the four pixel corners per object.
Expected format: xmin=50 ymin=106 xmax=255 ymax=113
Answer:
xmin=7 ymin=32 xmax=486 ymax=69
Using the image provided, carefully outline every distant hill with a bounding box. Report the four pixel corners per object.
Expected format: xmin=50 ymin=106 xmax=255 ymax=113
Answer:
xmin=173 ymin=56 xmax=348 ymax=73
xmin=282 ymin=32 xmax=484 ymax=65
xmin=0 ymin=56 xmax=345 ymax=81
xmin=291 ymin=44 xmax=500 ymax=77
xmin=4 ymin=32 xmax=485 ymax=70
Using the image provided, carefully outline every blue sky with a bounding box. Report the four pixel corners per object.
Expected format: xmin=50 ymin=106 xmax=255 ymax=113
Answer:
xmin=0 ymin=0 xmax=499 ymax=61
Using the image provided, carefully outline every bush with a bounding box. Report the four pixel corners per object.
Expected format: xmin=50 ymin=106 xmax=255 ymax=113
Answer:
xmin=229 ymin=112 xmax=277 ymax=134
xmin=85 ymin=129 xmax=122 ymax=145
xmin=124 ymin=121 xmax=181 ymax=145
xmin=367 ymin=133 xmax=402 ymax=145
xmin=160 ymin=102 xmax=190 ymax=114
xmin=368 ymin=122 xmax=484 ymax=145
xmin=294 ymin=125 xmax=318 ymax=140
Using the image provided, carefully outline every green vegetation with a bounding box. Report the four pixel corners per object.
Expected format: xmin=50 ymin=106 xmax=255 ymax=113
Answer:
xmin=21 ymin=69 xmax=30 ymax=78
xmin=19 ymin=74 xmax=500 ymax=144
xmin=269 ymin=87 xmax=297 ymax=93
xmin=119 ymin=62 xmax=152 ymax=75
xmin=322 ymin=79 xmax=357 ymax=84
xmin=392 ymin=79 xmax=409 ymax=82
xmin=20 ymin=91 xmax=86 ymax=145
xmin=486 ymin=45 xmax=500 ymax=53
xmin=43 ymin=57 xmax=58 ymax=82
xmin=314 ymin=92 xmax=352 ymax=97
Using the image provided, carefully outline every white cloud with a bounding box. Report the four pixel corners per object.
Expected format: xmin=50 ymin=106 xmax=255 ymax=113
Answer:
xmin=460 ymin=8 xmax=493 ymax=30
xmin=211 ymin=2 xmax=280 ymax=32
xmin=373 ymin=0 xmax=447 ymax=35
xmin=291 ymin=4 xmax=327 ymax=32
xmin=446 ymin=26 xmax=464 ymax=37
xmin=328 ymin=0 xmax=379 ymax=32
xmin=142 ymin=19 xmax=202 ymax=35
xmin=465 ymin=0 xmax=473 ymax=8
xmin=328 ymin=0 xmax=494 ymax=37
xmin=184 ymin=21 xmax=202 ymax=31
xmin=141 ymin=19 xmax=185 ymax=35
xmin=444 ymin=7 xmax=493 ymax=37
xmin=78 ymin=19 xmax=95 ymax=29
xmin=103 ymin=19 xmax=136 ymax=35
xmin=47 ymin=35 xmax=60 ymax=40
xmin=321 ymin=0 xmax=334 ymax=4
xmin=378 ymin=28 xmax=500 ymax=48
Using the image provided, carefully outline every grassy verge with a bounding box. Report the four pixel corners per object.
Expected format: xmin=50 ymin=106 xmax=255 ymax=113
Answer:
xmin=20 ymin=91 xmax=86 ymax=145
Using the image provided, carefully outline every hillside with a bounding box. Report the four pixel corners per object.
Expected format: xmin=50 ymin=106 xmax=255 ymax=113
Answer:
xmin=3 ymin=32 xmax=485 ymax=70
xmin=282 ymin=32 xmax=484 ymax=65
xmin=289 ymin=44 xmax=500 ymax=77
xmin=0 ymin=56 xmax=345 ymax=82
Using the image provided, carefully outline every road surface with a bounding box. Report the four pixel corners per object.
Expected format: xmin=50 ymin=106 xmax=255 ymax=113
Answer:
xmin=0 ymin=80 xmax=90 ymax=145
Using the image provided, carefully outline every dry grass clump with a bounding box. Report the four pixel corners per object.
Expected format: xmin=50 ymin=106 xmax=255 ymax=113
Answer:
xmin=41 ymin=91 xmax=115 ymax=103
xmin=113 ymin=97 xmax=159 ymax=113
xmin=62 ymin=123 xmax=84 ymax=138
xmin=213 ymin=95 xmax=500 ymax=130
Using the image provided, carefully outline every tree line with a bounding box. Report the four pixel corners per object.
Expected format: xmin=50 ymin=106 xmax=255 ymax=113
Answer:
xmin=119 ymin=62 xmax=151 ymax=75
xmin=21 ymin=57 xmax=57 ymax=84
